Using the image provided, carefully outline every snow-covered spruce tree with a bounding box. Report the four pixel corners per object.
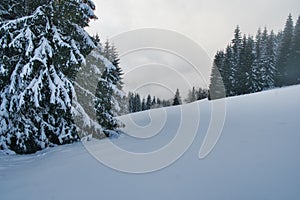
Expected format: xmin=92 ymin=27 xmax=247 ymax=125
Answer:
xmin=276 ymin=14 xmax=294 ymax=87
xmin=75 ymin=37 xmax=125 ymax=138
xmin=230 ymin=26 xmax=242 ymax=95
xmin=93 ymin=39 xmax=125 ymax=135
xmin=103 ymin=40 xmax=124 ymax=88
xmin=74 ymin=46 xmax=107 ymax=139
xmin=287 ymin=15 xmax=300 ymax=85
xmin=209 ymin=51 xmax=226 ymax=100
xmin=264 ymin=30 xmax=277 ymax=89
xmin=222 ymin=45 xmax=235 ymax=96
xmin=254 ymin=27 xmax=277 ymax=91
xmin=243 ymin=36 xmax=256 ymax=94
xmin=94 ymin=67 xmax=120 ymax=136
xmin=172 ymin=89 xmax=182 ymax=105
xmin=250 ymin=28 xmax=265 ymax=92
xmin=0 ymin=0 xmax=97 ymax=154
xmin=238 ymin=35 xmax=255 ymax=95
xmin=256 ymin=27 xmax=270 ymax=91
xmin=101 ymin=39 xmax=127 ymax=115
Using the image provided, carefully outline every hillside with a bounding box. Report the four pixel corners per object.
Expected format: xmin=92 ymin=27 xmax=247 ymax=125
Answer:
xmin=1 ymin=85 xmax=300 ymax=200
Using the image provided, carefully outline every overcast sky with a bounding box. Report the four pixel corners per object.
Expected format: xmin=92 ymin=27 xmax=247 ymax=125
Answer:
xmin=86 ymin=0 xmax=300 ymax=99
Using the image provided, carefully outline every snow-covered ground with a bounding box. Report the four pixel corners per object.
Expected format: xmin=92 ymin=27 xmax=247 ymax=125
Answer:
xmin=1 ymin=85 xmax=300 ymax=200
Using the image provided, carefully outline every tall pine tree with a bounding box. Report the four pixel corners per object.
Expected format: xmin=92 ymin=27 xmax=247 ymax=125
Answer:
xmin=250 ymin=28 xmax=265 ymax=92
xmin=94 ymin=67 xmax=119 ymax=134
xmin=209 ymin=51 xmax=226 ymax=99
xmin=264 ymin=30 xmax=277 ymax=89
xmin=222 ymin=45 xmax=235 ymax=96
xmin=287 ymin=15 xmax=300 ymax=84
xmin=236 ymin=35 xmax=254 ymax=94
xmin=0 ymin=0 xmax=97 ymax=154
xmin=276 ymin=14 xmax=294 ymax=86
xmin=231 ymin=26 xmax=242 ymax=94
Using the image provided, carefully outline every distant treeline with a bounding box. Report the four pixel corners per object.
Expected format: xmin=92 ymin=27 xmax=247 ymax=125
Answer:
xmin=126 ymin=87 xmax=208 ymax=114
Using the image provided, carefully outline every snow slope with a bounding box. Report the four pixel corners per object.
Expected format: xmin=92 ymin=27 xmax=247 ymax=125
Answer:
xmin=1 ymin=85 xmax=300 ymax=200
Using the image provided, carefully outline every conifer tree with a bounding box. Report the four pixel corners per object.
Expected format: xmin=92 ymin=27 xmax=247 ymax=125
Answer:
xmin=243 ymin=36 xmax=256 ymax=93
xmin=94 ymin=47 xmax=123 ymax=129
xmin=109 ymin=45 xmax=124 ymax=116
xmin=259 ymin=27 xmax=271 ymax=90
xmin=236 ymin=35 xmax=252 ymax=95
xmin=111 ymin=45 xmax=124 ymax=87
xmin=94 ymin=68 xmax=118 ymax=133
xmin=231 ymin=26 xmax=242 ymax=93
xmin=288 ymin=15 xmax=300 ymax=84
xmin=251 ymin=28 xmax=265 ymax=92
xmin=103 ymin=40 xmax=111 ymax=60
xmin=128 ymin=92 xmax=134 ymax=113
xmin=101 ymin=40 xmax=124 ymax=115
xmin=134 ymin=93 xmax=142 ymax=112
xmin=222 ymin=45 xmax=235 ymax=96
xmin=208 ymin=14 xmax=300 ymax=99
xmin=276 ymin=14 xmax=294 ymax=86
xmin=74 ymin=43 xmax=124 ymax=137
xmin=264 ymin=30 xmax=277 ymax=89
xmin=172 ymin=89 xmax=182 ymax=105
xmin=209 ymin=51 xmax=226 ymax=99
xmin=0 ymin=0 xmax=97 ymax=153
xmin=146 ymin=94 xmax=152 ymax=110
xmin=141 ymin=98 xmax=146 ymax=111
xmin=94 ymin=37 xmax=126 ymax=131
